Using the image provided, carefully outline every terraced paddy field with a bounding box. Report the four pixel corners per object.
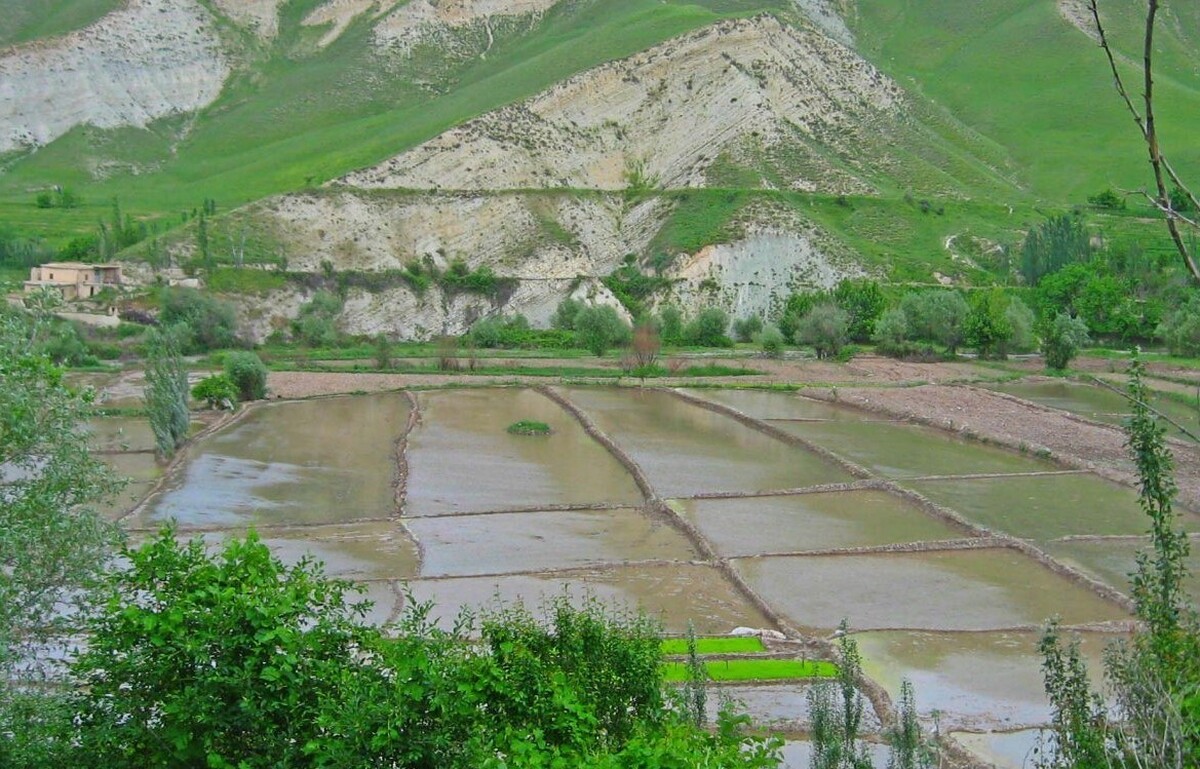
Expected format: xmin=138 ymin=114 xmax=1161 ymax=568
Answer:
xmin=92 ymin=384 xmax=1198 ymax=769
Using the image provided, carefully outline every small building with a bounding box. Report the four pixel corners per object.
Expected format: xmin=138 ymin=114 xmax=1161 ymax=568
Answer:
xmin=24 ymin=262 xmax=123 ymax=300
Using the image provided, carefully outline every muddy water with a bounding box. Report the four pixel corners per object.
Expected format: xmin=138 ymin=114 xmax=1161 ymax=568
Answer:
xmin=409 ymin=509 xmax=697 ymax=577
xmin=405 ymin=564 xmax=772 ymax=635
xmin=857 ymin=630 xmax=1112 ymax=731
xmin=988 ymin=379 xmax=1200 ymax=437
xmin=952 ymin=730 xmax=1043 ymax=769
xmin=131 ymin=395 xmax=409 ymax=528
xmin=776 ymin=419 xmax=1050 ymax=479
xmin=562 ymin=388 xmax=852 ymax=496
xmin=85 ymin=417 xmax=157 ymax=453
xmin=681 ymin=389 xmax=890 ymax=422
xmin=1045 ymin=538 xmax=1200 ymax=603
xmin=780 ymin=741 xmax=889 ymax=769
xmin=672 ymin=491 xmax=965 ymax=557
xmin=99 ymin=451 xmax=161 ymax=484
xmin=907 ymin=474 xmax=1200 ymax=541
xmin=736 ymin=549 xmax=1129 ymax=632
xmin=405 ymin=389 xmax=642 ymax=515
xmin=705 ymin=684 xmax=881 ymax=732
xmin=195 ymin=523 xmax=420 ymax=580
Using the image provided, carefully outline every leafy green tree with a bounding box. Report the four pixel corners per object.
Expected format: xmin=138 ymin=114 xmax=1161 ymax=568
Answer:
xmin=872 ymin=307 xmax=910 ymax=357
xmin=658 ymin=305 xmax=683 ymax=345
xmin=833 ymin=279 xmax=886 ymax=343
xmin=900 ymin=290 xmax=968 ymax=354
xmin=575 ymin=305 xmax=630 ymax=357
xmin=70 ymin=531 xmax=376 ymax=768
xmin=732 ymin=314 xmax=763 ymax=343
xmin=1040 ymin=313 xmax=1089 ymax=371
xmin=1005 ymin=297 xmax=1037 ymax=354
xmin=292 ymin=290 xmax=342 ymax=347
xmin=1158 ymin=296 xmax=1200 ymax=357
xmin=759 ymin=324 xmax=785 ymax=358
xmin=144 ymin=327 xmax=191 ymax=459
xmin=552 ymin=298 xmax=585 ymax=331
xmin=963 ymin=289 xmax=1013 ymax=359
xmin=778 ymin=291 xmax=823 ymax=343
xmin=224 ymin=351 xmax=268 ymax=401
xmin=808 ymin=624 xmax=872 ymax=769
xmin=886 ymin=680 xmax=936 ymax=769
xmin=797 ymin=303 xmax=850 ymax=360
xmin=0 ymin=313 xmax=121 ymax=682
xmin=1020 ymin=213 xmax=1091 ymax=285
xmin=159 ymin=287 xmax=238 ymax=352
xmin=683 ymin=307 xmax=732 ymax=348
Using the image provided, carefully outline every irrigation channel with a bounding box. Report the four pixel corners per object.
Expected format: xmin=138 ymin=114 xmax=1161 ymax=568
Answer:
xmin=89 ymin=383 xmax=1200 ymax=769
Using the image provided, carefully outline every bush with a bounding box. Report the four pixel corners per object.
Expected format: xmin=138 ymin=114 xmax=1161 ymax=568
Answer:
xmin=732 ymin=314 xmax=763 ymax=343
xmin=1087 ymin=188 xmax=1126 ymax=210
xmin=659 ymin=305 xmax=683 ymax=345
xmin=293 ymin=290 xmax=343 ymax=347
xmin=1157 ymin=296 xmax=1200 ymax=357
xmin=551 ymin=298 xmax=585 ymax=331
xmin=191 ymin=374 xmax=237 ymax=409
xmin=49 ymin=530 xmax=781 ymax=769
xmin=1005 ymin=297 xmax=1037 ymax=354
xmin=758 ymin=324 xmax=785 ymax=358
xmin=224 ymin=351 xmax=268 ymax=401
xmin=683 ymin=307 xmax=732 ymax=348
xmin=1041 ymin=313 xmax=1090 ymax=371
xmin=575 ymin=305 xmax=630 ymax=357
xmin=159 ymin=287 xmax=239 ymax=353
xmin=900 ymin=289 xmax=969 ymax=354
xmin=872 ymin=307 xmax=909 ymax=355
xmin=778 ymin=291 xmax=823 ymax=343
xmin=963 ymin=289 xmax=1013 ymax=359
xmin=468 ymin=315 xmax=572 ymax=350
xmin=797 ymin=303 xmax=850 ymax=359
xmin=832 ymin=278 xmax=885 ymax=342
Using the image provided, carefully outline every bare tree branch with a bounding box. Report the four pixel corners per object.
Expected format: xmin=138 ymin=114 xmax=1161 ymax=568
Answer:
xmin=1088 ymin=0 xmax=1200 ymax=283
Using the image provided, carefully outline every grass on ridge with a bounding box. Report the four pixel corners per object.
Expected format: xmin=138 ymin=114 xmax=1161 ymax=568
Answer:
xmin=661 ymin=658 xmax=838 ymax=682
xmin=660 ymin=636 xmax=766 ymax=656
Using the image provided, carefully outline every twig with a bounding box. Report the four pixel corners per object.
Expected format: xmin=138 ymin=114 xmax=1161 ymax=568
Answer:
xmin=1088 ymin=375 xmax=1200 ymax=444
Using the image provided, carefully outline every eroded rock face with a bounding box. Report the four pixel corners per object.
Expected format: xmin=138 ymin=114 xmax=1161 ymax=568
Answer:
xmin=340 ymin=16 xmax=903 ymax=195
xmin=0 ymin=0 xmax=230 ymax=152
xmin=372 ymin=0 xmax=561 ymax=55
xmin=211 ymin=0 xmax=286 ymax=40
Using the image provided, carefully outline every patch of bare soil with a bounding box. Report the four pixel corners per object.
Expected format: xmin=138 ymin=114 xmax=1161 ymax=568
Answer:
xmin=816 ymin=384 xmax=1200 ymax=512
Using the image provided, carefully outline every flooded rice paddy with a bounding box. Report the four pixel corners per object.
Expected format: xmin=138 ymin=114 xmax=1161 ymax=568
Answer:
xmin=987 ymin=378 xmax=1200 ymax=438
xmin=92 ymin=384 xmax=1189 ymax=767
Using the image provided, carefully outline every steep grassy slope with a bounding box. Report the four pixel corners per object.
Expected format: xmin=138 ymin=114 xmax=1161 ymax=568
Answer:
xmin=0 ymin=0 xmax=787 ymax=228
xmin=852 ymin=0 xmax=1200 ymax=201
xmin=0 ymin=0 xmax=123 ymax=46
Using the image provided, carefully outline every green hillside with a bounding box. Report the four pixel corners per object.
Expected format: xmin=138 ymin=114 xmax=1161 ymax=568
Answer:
xmin=852 ymin=0 xmax=1200 ymax=201
xmin=0 ymin=0 xmax=1195 ymax=267
xmin=0 ymin=0 xmax=787 ymax=233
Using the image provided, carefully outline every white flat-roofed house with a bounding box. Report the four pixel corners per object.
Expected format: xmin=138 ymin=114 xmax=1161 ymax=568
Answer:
xmin=24 ymin=262 xmax=123 ymax=300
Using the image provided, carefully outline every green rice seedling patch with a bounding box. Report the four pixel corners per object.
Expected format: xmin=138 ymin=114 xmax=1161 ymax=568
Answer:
xmin=661 ymin=658 xmax=838 ymax=682
xmin=660 ymin=636 xmax=765 ymax=656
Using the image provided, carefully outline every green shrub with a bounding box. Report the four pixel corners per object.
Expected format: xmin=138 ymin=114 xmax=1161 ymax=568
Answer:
xmin=872 ymin=306 xmax=909 ymax=357
xmin=796 ymin=303 xmax=849 ymax=359
xmin=1158 ymin=296 xmax=1200 ymax=357
xmin=683 ymin=307 xmax=732 ymax=348
xmin=507 ymin=420 xmax=552 ymax=436
xmin=551 ymin=298 xmax=585 ymax=331
xmin=659 ymin=305 xmax=683 ymax=345
xmin=144 ymin=328 xmax=190 ymax=459
xmin=575 ymin=305 xmax=630 ymax=357
xmin=1041 ymin=313 xmax=1090 ymax=371
xmin=832 ymin=278 xmax=885 ymax=343
xmin=191 ymin=374 xmax=237 ymax=409
xmin=293 ymin=290 xmax=343 ymax=347
xmin=759 ymin=324 xmax=785 ymax=358
xmin=1005 ymin=297 xmax=1037 ymax=354
xmin=900 ymin=289 xmax=969 ymax=354
xmin=732 ymin=315 xmax=763 ymax=343
xmin=224 ymin=351 xmax=268 ymax=401
xmin=963 ymin=289 xmax=1013 ymax=359
xmin=159 ymin=287 xmax=239 ymax=352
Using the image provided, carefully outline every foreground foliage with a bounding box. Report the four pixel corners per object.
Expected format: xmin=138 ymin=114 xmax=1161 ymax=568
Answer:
xmin=7 ymin=531 xmax=782 ymax=768
xmin=1039 ymin=354 xmax=1199 ymax=768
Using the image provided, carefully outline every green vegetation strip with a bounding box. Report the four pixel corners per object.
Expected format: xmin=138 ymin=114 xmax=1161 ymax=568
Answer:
xmin=660 ymin=637 xmax=765 ymax=656
xmin=507 ymin=420 xmax=552 ymax=436
xmin=661 ymin=659 xmax=837 ymax=683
